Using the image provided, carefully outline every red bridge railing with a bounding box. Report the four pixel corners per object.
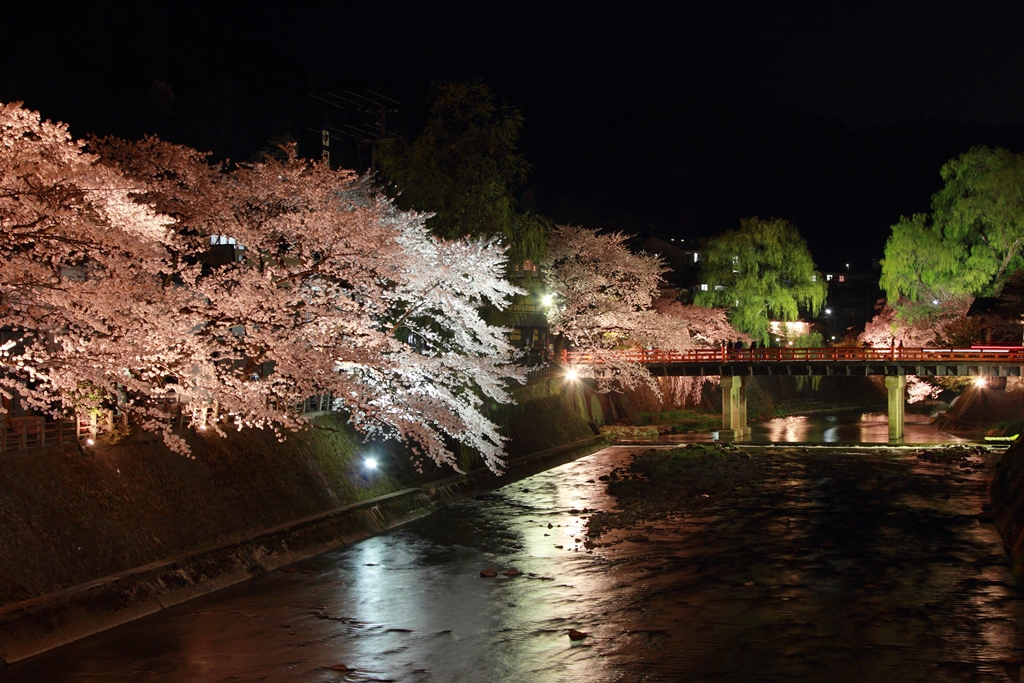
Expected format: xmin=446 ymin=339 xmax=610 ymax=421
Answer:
xmin=561 ymin=347 xmax=1024 ymax=365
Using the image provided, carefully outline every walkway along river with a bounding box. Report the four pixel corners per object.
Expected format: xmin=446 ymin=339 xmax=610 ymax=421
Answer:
xmin=2 ymin=436 xmax=1022 ymax=680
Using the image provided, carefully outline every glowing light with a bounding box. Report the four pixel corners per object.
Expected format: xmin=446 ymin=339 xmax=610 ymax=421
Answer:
xmin=825 ymin=308 xmax=832 ymax=315
xmin=199 ymin=424 xmax=207 ymax=430
xmin=364 ymin=457 xmax=378 ymax=470
xmin=86 ymin=438 xmax=94 ymax=446
xmin=565 ymin=369 xmax=579 ymax=381
xmin=932 ymin=299 xmax=940 ymax=305
xmin=541 ymin=294 xmax=554 ymax=306
xmin=974 ymin=377 xmax=987 ymax=387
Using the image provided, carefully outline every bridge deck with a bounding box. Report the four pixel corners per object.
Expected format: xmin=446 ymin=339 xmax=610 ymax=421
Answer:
xmin=562 ymin=347 xmax=1024 ymax=377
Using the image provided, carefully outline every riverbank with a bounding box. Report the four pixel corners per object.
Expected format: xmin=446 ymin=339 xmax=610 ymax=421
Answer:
xmin=990 ymin=438 xmax=1024 ymax=579
xmin=0 ymin=430 xmax=610 ymax=665
xmin=5 ymin=442 xmax=1018 ymax=682
xmin=0 ymin=376 xmax=609 ymax=664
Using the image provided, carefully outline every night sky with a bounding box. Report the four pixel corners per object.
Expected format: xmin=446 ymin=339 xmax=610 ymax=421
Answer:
xmin=6 ymin=1 xmax=1024 ymax=267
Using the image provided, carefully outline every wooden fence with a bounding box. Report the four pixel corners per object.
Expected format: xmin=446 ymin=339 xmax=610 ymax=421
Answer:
xmin=0 ymin=416 xmax=87 ymax=454
xmin=1 ymin=392 xmax=337 ymax=455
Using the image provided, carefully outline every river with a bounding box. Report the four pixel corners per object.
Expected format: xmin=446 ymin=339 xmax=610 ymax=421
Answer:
xmin=748 ymin=410 xmax=970 ymax=444
xmin=2 ymin=417 xmax=1019 ymax=682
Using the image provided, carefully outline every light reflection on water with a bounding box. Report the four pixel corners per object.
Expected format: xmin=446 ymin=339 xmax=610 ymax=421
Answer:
xmin=652 ymin=410 xmax=970 ymax=446
xmin=747 ymin=410 xmax=969 ymax=444
xmin=1 ymin=443 xmax=1017 ymax=683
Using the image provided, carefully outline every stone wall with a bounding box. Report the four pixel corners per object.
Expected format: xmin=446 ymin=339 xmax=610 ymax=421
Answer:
xmin=0 ymin=378 xmax=608 ymax=661
xmin=500 ymin=377 xmax=603 ymax=457
xmin=990 ymin=438 xmax=1024 ymax=578
xmin=935 ymin=383 xmax=1024 ymax=433
xmin=0 ymin=412 xmax=395 ymax=608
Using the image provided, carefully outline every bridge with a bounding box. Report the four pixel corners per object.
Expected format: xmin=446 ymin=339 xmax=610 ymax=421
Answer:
xmin=562 ymin=346 xmax=1024 ymax=441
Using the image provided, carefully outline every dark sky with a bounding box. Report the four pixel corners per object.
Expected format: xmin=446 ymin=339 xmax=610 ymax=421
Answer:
xmin=5 ymin=1 xmax=1024 ymax=266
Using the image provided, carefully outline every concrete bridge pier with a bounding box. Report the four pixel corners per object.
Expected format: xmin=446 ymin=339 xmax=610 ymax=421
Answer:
xmin=885 ymin=375 xmax=906 ymax=442
xmin=719 ymin=375 xmax=749 ymax=440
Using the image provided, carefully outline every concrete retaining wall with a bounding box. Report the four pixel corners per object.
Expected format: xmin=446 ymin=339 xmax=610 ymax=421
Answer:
xmin=0 ymin=419 xmax=608 ymax=665
xmin=991 ymin=438 xmax=1024 ymax=578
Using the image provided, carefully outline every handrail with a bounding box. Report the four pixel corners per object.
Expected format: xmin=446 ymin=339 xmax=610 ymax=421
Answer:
xmin=561 ymin=347 xmax=1024 ymax=365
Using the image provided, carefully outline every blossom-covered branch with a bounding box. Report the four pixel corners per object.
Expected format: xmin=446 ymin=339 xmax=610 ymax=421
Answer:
xmin=1 ymin=102 xmax=524 ymax=472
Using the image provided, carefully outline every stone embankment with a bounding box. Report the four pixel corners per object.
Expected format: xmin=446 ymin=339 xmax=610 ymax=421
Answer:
xmin=0 ymin=376 xmax=608 ymax=664
xmin=991 ymin=438 xmax=1024 ymax=577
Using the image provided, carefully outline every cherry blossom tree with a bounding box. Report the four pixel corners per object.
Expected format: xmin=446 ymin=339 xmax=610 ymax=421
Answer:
xmin=1 ymin=102 xmax=524 ymax=472
xmin=652 ymin=298 xmax=748 ymax=349
xmin=858 ymin=298 xmax=974 ymax=348
xmin=858 ymin=298 xmax=975 ymax=405
xmin=0 ymin=101 xmax=181 ymax=432
xmin=652 ymin=299 xmax=746 ymax=406
xmin=541 ymin=225 xmax=740 ymax=394
xmin=906 ymin=376 xmax=941 ymax=404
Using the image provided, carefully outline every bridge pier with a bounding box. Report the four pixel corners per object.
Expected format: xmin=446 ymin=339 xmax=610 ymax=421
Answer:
xmin=885 ymin=375 xmax=906 ymax=442
xmin=719 ymin=376 xmax=749 ymax=440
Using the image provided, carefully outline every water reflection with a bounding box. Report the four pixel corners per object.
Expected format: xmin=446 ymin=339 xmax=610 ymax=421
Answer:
xmin=1 ymin=443 xmax=1011 ymax=682
xmin=748 ymin=410 xmax=968 ymax=444
xmin=645 ymin=411 xmax=968 ymax=446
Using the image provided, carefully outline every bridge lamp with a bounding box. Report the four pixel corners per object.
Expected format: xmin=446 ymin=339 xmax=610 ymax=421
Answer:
xmin=974 ymin=377 xmax=987 ymax=388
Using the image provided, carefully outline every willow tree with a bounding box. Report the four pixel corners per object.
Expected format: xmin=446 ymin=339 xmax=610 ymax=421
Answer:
xmin=881 ymin=146 xmax=1024 ymax=307
xmin=694 ymin=217 xmax=827 ymax=346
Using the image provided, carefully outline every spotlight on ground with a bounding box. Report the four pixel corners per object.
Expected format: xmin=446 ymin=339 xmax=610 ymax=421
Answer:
xmin=974 ymin=377 xmax=987 ymax=387
xmin=565 ymin=369 xmax=579 ymax=381
xmin=542 ymin=294 xmax=554 ymax=307
xmin=364 ymin=457 xmax=378 ymax=470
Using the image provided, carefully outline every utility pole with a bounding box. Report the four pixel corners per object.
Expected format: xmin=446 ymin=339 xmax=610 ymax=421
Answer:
xmin=307 ymin=90 xmax=399 ymax=173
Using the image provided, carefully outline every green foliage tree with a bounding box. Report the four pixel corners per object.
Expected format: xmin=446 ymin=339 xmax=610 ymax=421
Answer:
xmin=881 ymin=146 xmax=1024 ymax=305
xmin=377 ymin=81 xmax=546 ymax=266
xmin=878 ymin=214 xmax=967 ymax=314
xmin=694 ymin=217 xmax=827 ymax=346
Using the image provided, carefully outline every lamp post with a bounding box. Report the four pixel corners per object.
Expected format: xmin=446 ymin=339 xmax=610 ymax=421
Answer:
xmin=823 ymin=307 xmax=837 ymax=343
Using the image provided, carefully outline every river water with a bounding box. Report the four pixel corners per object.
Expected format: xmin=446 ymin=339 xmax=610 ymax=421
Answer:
xmin=748 ymin=410 xmax=970 ymax=444
xmin=3 ymin=418 xmax=1020 ymax=682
